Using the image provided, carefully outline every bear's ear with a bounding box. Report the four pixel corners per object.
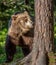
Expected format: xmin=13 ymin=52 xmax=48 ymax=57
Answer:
xmin=11 ymin=15 xmax=18 ymax=20
xmin=24 ymin=11 xmax=28 ymax=15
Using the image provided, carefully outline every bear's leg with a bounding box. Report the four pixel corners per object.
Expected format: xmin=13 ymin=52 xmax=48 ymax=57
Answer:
xmin=22 ymin=46 xmax=30 ymax=56
xmin=5 ymin=36 xmax=16 ymax=63
xmin=19 ymin=36 xmax=31 ymax=56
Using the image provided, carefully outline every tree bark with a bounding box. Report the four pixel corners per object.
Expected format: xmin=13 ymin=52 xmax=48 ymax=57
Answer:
xmin=0 ymin=0 xmax=54 ymax=65
xmin=31 ymin=0 xmax=54 ymax=65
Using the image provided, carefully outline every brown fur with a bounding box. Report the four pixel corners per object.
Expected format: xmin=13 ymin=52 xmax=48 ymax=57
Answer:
xmin=5 ymin=11 xmax=34 ymax=63
xmin=8 ymin=11 xmax=33 ymax=45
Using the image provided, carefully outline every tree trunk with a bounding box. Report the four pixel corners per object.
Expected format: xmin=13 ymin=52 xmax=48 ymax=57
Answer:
xmin=31 ymin=0 xmax=54 ymax=65
xmin=0 ymin=0 xmax=54 ymax=65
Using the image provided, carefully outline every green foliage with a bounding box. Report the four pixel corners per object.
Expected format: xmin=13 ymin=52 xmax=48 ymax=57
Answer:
xmin=0 ymin=0 xmax=56 ymax=64
xmin=0 ymin=0 xmax=34 ymax=20
xmin=0 ymin=54 xmax=6 ymax=63
xmin=0 ymin=0 xmax=34 ymax=63
xmin=54 ymin=11 xmax=56 ymax=37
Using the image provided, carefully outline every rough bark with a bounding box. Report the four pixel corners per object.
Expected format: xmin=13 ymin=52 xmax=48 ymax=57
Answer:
xmin=31 ymin=0 xmax=54 ymax=65
xmin=0 ymin=52 xmax=32 ymax=65
xmin=0 ymin=0 xmax=54 ymax=65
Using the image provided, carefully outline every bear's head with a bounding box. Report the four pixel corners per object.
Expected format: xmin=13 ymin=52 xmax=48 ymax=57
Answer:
xmin=8 ymin=11 xmax=33 ymax=36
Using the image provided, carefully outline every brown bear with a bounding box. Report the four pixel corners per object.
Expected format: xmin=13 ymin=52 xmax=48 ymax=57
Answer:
xmin=5 ymin=11 xmax=34 ymax=63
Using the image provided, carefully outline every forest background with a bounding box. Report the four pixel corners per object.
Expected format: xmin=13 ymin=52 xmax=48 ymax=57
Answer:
xmin=0 ymin=0 xmax=56 ymax=64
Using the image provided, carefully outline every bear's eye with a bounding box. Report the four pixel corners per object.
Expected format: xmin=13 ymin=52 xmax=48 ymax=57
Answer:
xmin=25 ymin=19 xmax=28 ymax=23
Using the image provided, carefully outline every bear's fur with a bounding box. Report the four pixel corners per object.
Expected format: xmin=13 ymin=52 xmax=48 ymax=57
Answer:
xmin=5 ymin=11 xmax=34 ymax=63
